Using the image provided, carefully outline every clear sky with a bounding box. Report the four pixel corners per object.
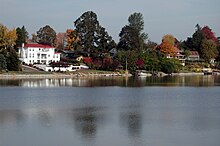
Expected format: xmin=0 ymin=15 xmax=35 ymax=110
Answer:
xmin=1 ymin=0 xmax=219 ymax=43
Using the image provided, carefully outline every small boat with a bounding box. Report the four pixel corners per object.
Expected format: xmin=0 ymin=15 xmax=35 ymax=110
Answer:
xmin=136 ymin=70 xmax=152 ymax=77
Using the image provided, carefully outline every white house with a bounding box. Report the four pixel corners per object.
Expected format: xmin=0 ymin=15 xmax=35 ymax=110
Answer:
xmin=19 ymin=43 xmax=60 ymax=65
xmin=34 ymin=64 xmax=89 ymax=72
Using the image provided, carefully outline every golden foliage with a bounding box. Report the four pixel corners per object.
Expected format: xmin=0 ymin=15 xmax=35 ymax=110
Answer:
xmin=162 ymin=34 xmax=175 ymax=46
xmin=0 ymin=24 xmax=17 ymax=48
xmin=66 ymin=29 xmax=78 ymax=50
xmin=156 ymin=42 xmax=175 ymax=55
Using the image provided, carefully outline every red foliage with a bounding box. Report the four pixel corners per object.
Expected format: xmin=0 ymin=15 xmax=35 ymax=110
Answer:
xmin=202 ymin=26 xmax=218 ymax=44
xmin=83 ymin=57 xmax=92 ymax=64
xmin=103 ymin=57 xmax=113 ymax=65
xmin=102 ymin=57 xmax=113 ymax=70
xmin=136 ymin=58 xmax=144 ymax=69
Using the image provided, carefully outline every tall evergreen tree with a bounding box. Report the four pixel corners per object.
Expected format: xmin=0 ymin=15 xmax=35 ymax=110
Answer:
xmin=118 ymin=25 xmax=139 ymax=50
xmin=184 ymin=24 xmax=205 ymax=53
xmin=0 ymin=54 xmax=7 ymax=71
xmin=16 ymin=26 xmax=28 ymax=47
xmin=37 ymin=25 xmax=56 ymax=46
xmin=74 ymin=11 xmax=115 ymax=54
xmin=96 ymin=27 xmax=116 ymax=52
xmin=6 ymin=48 xmax=20 ymax=71
xmin=74 ymin=11 xmax=99 ymax=53
xmin=118 ymin=12 xmax=148 ymax=51
xmin=128 ymin=12 xmax=148 ymax=51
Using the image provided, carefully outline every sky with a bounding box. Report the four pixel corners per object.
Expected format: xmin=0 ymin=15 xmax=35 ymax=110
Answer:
xmin=0 ymin=0 xmax=219 ymax=43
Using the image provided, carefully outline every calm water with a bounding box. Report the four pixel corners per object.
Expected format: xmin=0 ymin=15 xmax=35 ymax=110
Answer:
xmin=0 ymin=76 xmax=220 ymax=146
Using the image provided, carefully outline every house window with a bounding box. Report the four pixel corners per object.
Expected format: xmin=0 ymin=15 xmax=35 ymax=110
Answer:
xmin=29 ymin=53 xmax=31 ymax=58
xmin=29 ymin=49 xmax=31 ymax=51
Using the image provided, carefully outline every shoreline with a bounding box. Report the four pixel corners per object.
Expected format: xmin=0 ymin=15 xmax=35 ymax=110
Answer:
xmin=0 ymin=71 xmax=219 ymax=79
xmin=0 ymin=72 xmax=132 ymax=79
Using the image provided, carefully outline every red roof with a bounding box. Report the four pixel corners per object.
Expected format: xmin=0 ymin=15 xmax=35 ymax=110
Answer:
xmin=190 ymin=51 xmax=199 ymax=56
xmin=173 ymin=47 xmax=182 ymax=53
xmin=24 ymin=44 xmax=53 ymax=48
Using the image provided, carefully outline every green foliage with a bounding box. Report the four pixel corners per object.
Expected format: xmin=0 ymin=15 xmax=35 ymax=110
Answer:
xmin=128 ymin=12 xmax=144 ymax=33
xmin=0 ymin=54 xmax=7 ymax=71
xmin=145 ymin=40 xmax=157 ymax=49
xmin=118 ymin=25 xmax=139 ymax=50
xmin=115 ymin=50 xmax=139 ymax=74
xmin=6 ymin=48 xmax=20 ymax=71
xmin=74 ymin=11 xmax=115 ymax=54
xmin=184 ymin=24 xmax=205 ymax=53
xmin=160 ymin=58 xmax=181 ymax=74
xmin=201 ymin=39 xmax=218 ymax=62
xmin=118 ymin=12 xmax=148 ymax=51
xmin=96 ymin=27 xmax=116 ymax=52
xmin=182 ymin=50 xmax=191 ymax=58
xmin=16 ymin=26 xmax=28 ymax=47
xmin=216 ymin=61 xmax=220 ymax=69
xmin=37 ymin=25 xmax=56 ymax=46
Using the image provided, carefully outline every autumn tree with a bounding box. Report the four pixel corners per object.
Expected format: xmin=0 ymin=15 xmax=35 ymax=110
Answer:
xmin=156 ymin=34 xmax=176 ymax=55
xmin=16 ymin=26 xmax=28 ymax=47
xmin=36 ymin=25 xmax=56 ymax=46
xmin=162 ymin=34 xmax=175 ymax=46
xmin=0 ymin=24 xmax=17 ymax=49
xmin=156 ymin=42 xmax=175 ymax=55
xmin=0 ymin=24 xmax=7 ymax=49
xmin=201 ymin=39 xmax=218 ymax=62
xmin=201 ymin=26 xmax=218 ymax=44
xmin=66 ymin=29 xmax=79 ymax=50
xmin=56 ymin=32 xmax=67 ymax=50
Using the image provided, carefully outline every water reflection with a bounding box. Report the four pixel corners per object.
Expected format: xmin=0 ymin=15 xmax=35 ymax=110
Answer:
xmin=0 ymin=110 xmax=25 ymax=126
xmin=0 ymin=75 xmax=220 ymax=87
xmin=121 ymin=112 xmax=142 ymax=137
xmin=69 ymin=107 xmax=106 ymax=138
xmin=0 ymin=86 xmax=220 ymax=146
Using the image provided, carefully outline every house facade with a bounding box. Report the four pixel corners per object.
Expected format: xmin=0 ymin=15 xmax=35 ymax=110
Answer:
xmin=19 ymin=44 xmax=60 ymax=65
xmin=187 ymin=51 xmax=200 ymax=61
xmin=166 ymin=47 xmax=186 ymax=66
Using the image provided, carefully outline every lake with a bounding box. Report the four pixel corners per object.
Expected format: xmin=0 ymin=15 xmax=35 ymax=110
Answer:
xmin=0 ymin=76 xmax=220 ymax=146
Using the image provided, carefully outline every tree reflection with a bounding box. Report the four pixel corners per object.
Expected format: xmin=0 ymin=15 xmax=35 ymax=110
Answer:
xmin=0 ymin=75 xmax=219 ymax=87
xmin=71 ymin=107 xmax=105 ymax=138
xmin=0 ymin=110 xmax=25 ymax=127
xmin=120 ymin=111 xmax=142 ymax=137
